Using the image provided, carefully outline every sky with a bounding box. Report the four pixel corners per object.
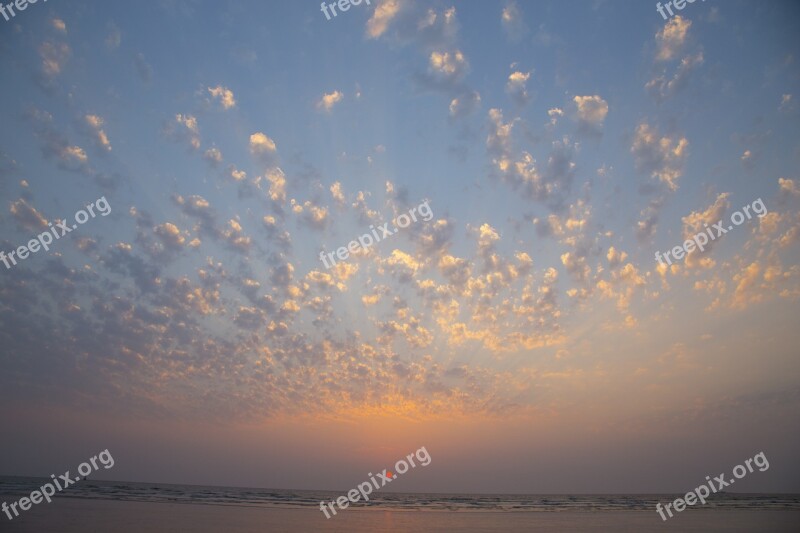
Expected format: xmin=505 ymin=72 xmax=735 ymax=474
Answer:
xmin=1 ymin=0 xmax=799 ymax=494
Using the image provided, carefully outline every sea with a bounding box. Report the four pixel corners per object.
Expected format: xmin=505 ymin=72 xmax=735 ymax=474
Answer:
xmin=1 ymin=476 xmax=799 ymax=513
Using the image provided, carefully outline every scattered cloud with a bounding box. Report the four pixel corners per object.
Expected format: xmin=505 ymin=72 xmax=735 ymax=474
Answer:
xmin=506 ymin=71 xmax=532 ymax=106
xmin=631 ymin=122 xmax=688 ymax=192
xmin=84 ymin=114 xmax=112 ymax=152
xmin=316 ymin=90 xmax=344 ymax=112
xmin=208 ymin=86 xmax=236 ymax=110
xmin=50 ymin=18 xmax=67 ymax=33
xmin=366 ymin=0 xmax=404 ymax=39
xmin=203 ymin=147 xmax=223 ymax=167
xmin=501 ymin=2 xmax=527 ymax=41
xmin=249 ymin=132 xmax=277 ymax=157
xmin=646 ymin=52 xmax=704 ymax=102
xmin=655 ymin=16 xmax=691 ymax=62
xmin=572 ymin=95 xmax=608 ymax=136
xmin=166 ymin=114 xmax=200 ymax=150
xmin=9 ymin=199 xmax=48 ymax=231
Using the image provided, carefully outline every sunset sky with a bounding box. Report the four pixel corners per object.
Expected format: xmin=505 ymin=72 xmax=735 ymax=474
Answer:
xmin=1 ymin=0 xmax=799 ymax=495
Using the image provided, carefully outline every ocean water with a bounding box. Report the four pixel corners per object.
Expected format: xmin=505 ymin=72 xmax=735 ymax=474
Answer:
xmin=2 ymin=476 xmax=799 ymax=513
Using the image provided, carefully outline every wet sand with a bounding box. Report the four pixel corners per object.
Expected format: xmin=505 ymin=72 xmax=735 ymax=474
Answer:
xmin=3 ymin=498 xmax=800 ymax=532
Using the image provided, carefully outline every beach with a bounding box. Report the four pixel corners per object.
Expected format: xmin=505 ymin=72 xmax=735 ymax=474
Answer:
xmin=3 ymin=498 xmax=800 ymax=532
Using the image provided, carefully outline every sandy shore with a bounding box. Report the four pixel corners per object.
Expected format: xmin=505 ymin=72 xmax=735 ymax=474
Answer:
xmin=3 ymin=498 xmax=799 ymax=532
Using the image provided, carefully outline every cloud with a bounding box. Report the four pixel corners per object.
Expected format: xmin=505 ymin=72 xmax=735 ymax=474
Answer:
xmin=607 ymin=246 xmax=628 ymax=268
xmin=413 ymin=217 xmax=454 ymax=256
xmin=448 ymin=91 xmax=481 ymax=118
xmin=501 ymin=1 xmax=527 ymax=41
xmin=234 ymin=306 xmax=268 ymax=330
xmin=681 ymin=193 xmax=731 ymax=268
xmin=779 ymin=94 xmax=795 ymax=113
xmin=270 ymin=260 xmax=295 ymax=290
xmin=740 ymin=149 xmax=755 ymax=169
xmin=547 ymin=107 xmax=564 ymax=126
xmin=636 ymin=196 xmax=666 ymax=242
xmin=24 ymin=109 xmax=121 ymax=191
xmin=366 ymin=0 xmax=403 ymax=39
xmin=84 ymin=114 xmax=112 ymax=152
xmin=646 ymin=52 xmax=704 ymax=102
xmin=153 ymin=222 xmax=187 ymax=252
xmin=330 ymin=182 xmax=346 ymax=207
xmin=506 ymin=71 xmax=532 ymax=106
xmin=379 ymin=249 xmax=423 ymax=283
xmin=316 ymin=90 xmax=344 ymax=112
xmin=779 ymin=178 xmax=800 ymax=197
xmin=26 ymin=108 xmax=91 ymax=171
xmin=203 ymin=147 xmax=223 ymax=167
xmin=426 ymin=50 xmax=468 ymax=84
xmin=50 ymin=18 xmax=67 ymax=33
xmin=75 ymin=237 xmax=98 ymax=253
xmin=228 ymin=166 xmax=247 ymax=183
xmin=487 ymin=108 xmax=577 ymax=210
xmin=561 ymin=251 xmax=590 ymax=283
xmin=290 ymin=199 xmax=329 ymax=231
xmin=368 ymin=2 xmax=456 ymax=51
xmin=438 ymin=254 xmax=471 ymax=286
xmin=249 ymin=132 xmax=277 ymax=156
xmin=365 ymin=3 xmax=474 ymax=119
xmin=655 ymin=16 xmax=691 ymax=62
xmin=39 ymin=41 xmax=70 ymax=78
xmin=572 ymin=95 xmax=608 ymax=135
xmin=265 ymin=167 xmax=287 ymax=204
xmin=172 ymin=194 xmax=217 ymax=238
xmin=61 ymin=145 xmax=88 ymax=164
xmin=102 ymin=242 xmax=161 ymax=293
xmin=573 ymin=95 xmax=608 ymax=125
xmin=262 ymin=215 xmax=291 ymax=251
xmin=166 ymin=114 xmax=200 ymax=150
xmin=221 ymin=219 xmax=252 ymax=253
xmin=486 ymin=108 xmax=514 ymax=157
xmin=731 ymin=261 xmax=764 ymax=309
xmin=630 ymin=122 xmax=688 ymax=242
xmin=208 ymin=86 xmax=236 ymax=110
xmin=10 ymin=199 xmax=49 ymax=231
xmin=630 ymin=122 xmax=688 ymax=192
xmin=351 ymin=190 xmax=380 ymax=224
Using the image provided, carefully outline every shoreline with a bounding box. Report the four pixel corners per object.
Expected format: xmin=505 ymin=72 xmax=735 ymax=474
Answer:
xmin=36 ymin=495 xmax=800 ymax=512
xmin=3 ymin=498 xmax=800 ymax=533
